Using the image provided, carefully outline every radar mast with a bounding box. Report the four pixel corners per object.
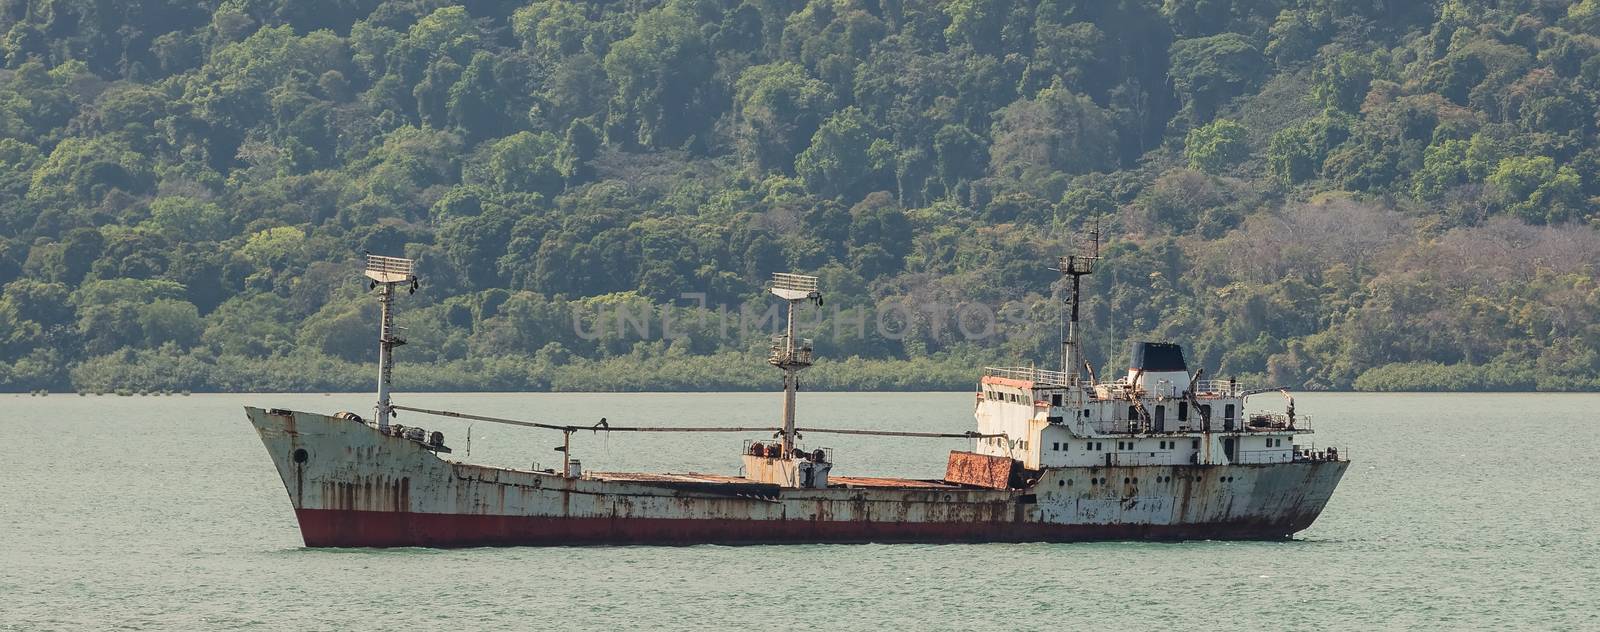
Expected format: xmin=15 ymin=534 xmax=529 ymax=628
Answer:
xmin=769 ymin=272 xmax=822 ymax=454
xmin=364 ymin=253 xmax=418 ymax=430
xmin=1053 ymin=222 xmax=1100 ymax=385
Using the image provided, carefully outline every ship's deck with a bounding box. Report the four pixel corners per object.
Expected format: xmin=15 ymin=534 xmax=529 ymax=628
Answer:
xmin=591 ymin=471 xmax=959 ymax=490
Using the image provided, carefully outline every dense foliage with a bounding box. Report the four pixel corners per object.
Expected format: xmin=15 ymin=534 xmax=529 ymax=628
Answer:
xmin=2 ymin=0 xmax=1599 ymax=392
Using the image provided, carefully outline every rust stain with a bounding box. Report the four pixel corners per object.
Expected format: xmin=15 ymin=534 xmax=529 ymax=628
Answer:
xmin=943 ymin=451 xmax=1015 ymax=489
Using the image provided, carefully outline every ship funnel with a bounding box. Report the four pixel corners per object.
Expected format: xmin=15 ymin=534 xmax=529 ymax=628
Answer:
xmin=1127 ymin=341 xmax=1190 ymax=397
xmin=1129 ymin=342 xmax=1187 ymax=372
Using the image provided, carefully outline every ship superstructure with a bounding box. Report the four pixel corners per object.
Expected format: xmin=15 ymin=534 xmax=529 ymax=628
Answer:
xmin=246 ymin=247 xmax=1348 ymax=547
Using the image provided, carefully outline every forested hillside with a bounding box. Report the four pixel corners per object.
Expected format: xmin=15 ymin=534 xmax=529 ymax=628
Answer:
xmin=2 ymin=0 xmax=1598 ymax=392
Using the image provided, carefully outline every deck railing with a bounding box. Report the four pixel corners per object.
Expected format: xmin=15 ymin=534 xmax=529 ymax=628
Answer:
xmin=984 ymin=366 xmax=1075 ymax=386
xmin=983 ymin=369 xmax=1263 ymax=398
xmin=1192 ymin=379 xmax=1248 ymax=396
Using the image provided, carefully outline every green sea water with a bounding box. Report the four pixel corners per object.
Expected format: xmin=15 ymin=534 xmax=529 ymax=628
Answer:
xmin=2 ymin=392 xmax=1595 ymax=631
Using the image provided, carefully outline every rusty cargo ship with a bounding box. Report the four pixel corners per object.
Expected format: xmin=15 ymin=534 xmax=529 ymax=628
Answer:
xmin=247 ymin=251 xmax=1348 ymax=547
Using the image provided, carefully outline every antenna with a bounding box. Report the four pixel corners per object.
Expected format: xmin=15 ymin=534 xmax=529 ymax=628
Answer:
xmin=365 ymin=253 xmax=418 ymax=430
xmin=768 ymin=272 xmax=821 ymax=456
xmin=1050 ymin=221 xmax=1100 ymax=384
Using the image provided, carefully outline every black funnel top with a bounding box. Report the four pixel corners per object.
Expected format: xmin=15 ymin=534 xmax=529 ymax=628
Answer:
xmin=1129 ymin=342 xmax=1187 ymax=372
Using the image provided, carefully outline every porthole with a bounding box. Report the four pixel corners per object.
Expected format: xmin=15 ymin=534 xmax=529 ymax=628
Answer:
xmin=1066 ymin=480 xmax=1073 ymax=487
xmin=1132 ymin=477 xmax=1139 ymax=484
xmin=1123 ymin=477 xmax=1130 ymax=484
xmin=1058 ymin=479 xmax=1065 ymax=487
xmin=292 ymin=448 xmax=308 ymax=464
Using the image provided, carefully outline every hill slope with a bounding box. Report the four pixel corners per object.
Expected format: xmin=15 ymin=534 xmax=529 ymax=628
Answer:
xmin=1 ymin=0 xmax=1598 ymax=392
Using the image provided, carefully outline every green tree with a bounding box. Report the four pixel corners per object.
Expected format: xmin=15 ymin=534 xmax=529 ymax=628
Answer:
xmin=1169 ymin=33 xmax=1266 ymax=120
xmin=1265 ymin=9 xmax=1330 ymax=66
xmin=477 ymin=131 xmax=562 ymax=197
xmin=1314 ymin=52 xmax=1378 ymax=113
xmin=1267 ymin=115 xmax=1350 ymax=186
xmin=240 ymin=227 xmax=306 ymax=272
xmin=1412 ymin=139 xmax=1471 ymax=201
xmin=1487 ymin=156 xmax=1584 ymax=224
xmin=602 ymin=2 xmax=712 ymax=149
xmin=146 ymin=197 xmax=231 ymax=242
xmin=1184 ymin=119 xmax=1250 ymax=173
xmin=943 ymin=0 xmax=1004 ymax=53
xmin=138 ymin=299 xmax=204 ymax=348
xmin=557 ymin=118 xmax=600 ymax=186
xmin=933 ymin=124 xmax=987 ymax=196
xmin=989 ymin=84 xmax=1117 ymax=193
xmin=795 ymin=107 xmax=881 ymax=199
xmin=202 ymin=293 xmax=295 ymax=357
xmin=447 ymin=52 xmax=507 ymax=142
xmin=735 ymin=62 xmax=834 ymax=172
xmin=513 ymin=0 xmax=592 ymax=58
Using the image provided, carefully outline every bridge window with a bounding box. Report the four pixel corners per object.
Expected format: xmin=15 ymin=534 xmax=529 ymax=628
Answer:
xmin=1178 ymin=401 xmax=1188 ymax=421
xmin=1051 ymin=393 xmax=1062 ymax=406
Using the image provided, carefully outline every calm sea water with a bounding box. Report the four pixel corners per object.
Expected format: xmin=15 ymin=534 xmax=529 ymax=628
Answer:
xmin=2 ymin=392 xmax=1596 ymax=630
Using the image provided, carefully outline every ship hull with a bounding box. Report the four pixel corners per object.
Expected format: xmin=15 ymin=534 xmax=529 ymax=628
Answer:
xmin=293 ymin=509 xmax=1317 ymax=547
xmin=249 ymin=407 xmax=1348 ymax=548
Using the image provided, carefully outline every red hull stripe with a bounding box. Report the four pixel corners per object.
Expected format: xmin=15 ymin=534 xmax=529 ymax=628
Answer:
xmin=295 ymin=509 xmax=1305 ymax=547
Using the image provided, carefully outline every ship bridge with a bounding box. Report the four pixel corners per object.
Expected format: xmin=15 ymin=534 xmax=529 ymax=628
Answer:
xmin=974 ymin=342 xmax=1329 ymax=470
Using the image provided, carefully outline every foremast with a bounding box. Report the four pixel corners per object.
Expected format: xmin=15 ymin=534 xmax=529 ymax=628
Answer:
xmin=363 ymin=254 xmax=418 ymax=430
